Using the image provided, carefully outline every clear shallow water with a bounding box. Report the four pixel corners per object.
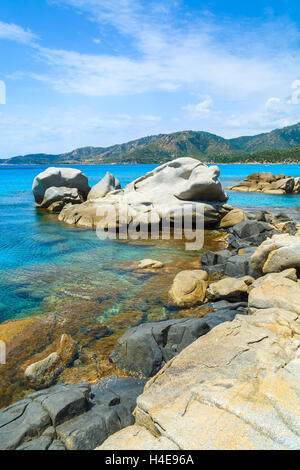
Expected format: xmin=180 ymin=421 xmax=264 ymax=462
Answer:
xmin=0 ymin=163 xmax=299 ymax=323
xmin=220 ymin=164 xmax=300 ymax=215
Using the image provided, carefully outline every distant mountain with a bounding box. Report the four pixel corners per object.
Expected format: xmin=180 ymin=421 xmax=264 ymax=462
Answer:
xmin=229 ymin=122 xmax=300 ymax=152
xmin=3 ymin=122 xmax=300 ymax=165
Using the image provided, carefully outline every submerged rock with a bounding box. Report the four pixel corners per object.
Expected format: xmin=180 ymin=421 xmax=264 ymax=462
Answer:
xmin=137 ymin=259 xmax=164 ymax=269
xmin=25 ymin=334 xmax=77 ymax=389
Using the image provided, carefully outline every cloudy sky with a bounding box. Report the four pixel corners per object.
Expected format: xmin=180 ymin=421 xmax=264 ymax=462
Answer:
xmin=1 ymin=0 xmax=300 ymax=157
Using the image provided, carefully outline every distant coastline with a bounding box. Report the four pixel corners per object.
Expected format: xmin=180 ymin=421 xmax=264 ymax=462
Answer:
xmin=2 ymin=122 xmax=300 ymax=166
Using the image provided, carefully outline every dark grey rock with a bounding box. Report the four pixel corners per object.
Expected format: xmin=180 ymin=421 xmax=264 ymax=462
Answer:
xmin=230 ymin=220 xmax=261 ymax=239
xmin=0 ymin=400 xmax=51 ymax=450
xmin=204 ymin=264 xmax=225 ymax=276
xmin=48 ymin=440 xmax=66 ymax=450
xmin=17 ymin=436 xmax=53 ymax=451
xmin=56 ymin=407 xmax=109 ymax=450
xmin=91 ymin=376 xmax=145 ymax=410
xmin=224 ymin=254 xmax=251 ymax=277
xmin=204 ymin=308 xmax=247 ymax=329
xmin=0 ymin=378 xmax=144 ymax=450
xmin=33 ymin=383 xmax=90 ymax=426
xmin=201 ymin=250 xmax=217 ymax=266
xmin=110 ymin=318 xmax=211 ymax=378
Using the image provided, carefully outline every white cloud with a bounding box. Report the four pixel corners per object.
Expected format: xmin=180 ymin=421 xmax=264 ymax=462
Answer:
xmin=184 ymin=96 xmax=213 ymax=116
xmin=0 ymin=20 xmax=38 ymax=45
xmin=27 ymin=2 xmax=300 ymax=106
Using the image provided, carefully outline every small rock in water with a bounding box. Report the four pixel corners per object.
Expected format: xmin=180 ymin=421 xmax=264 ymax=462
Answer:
xmin=137 ymin=259 xmax=164 ymax=269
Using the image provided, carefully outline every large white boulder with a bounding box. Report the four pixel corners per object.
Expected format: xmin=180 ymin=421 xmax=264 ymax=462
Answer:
xmin=124 ymin=158 xmax=228 ymax=204
xmin=32 ymin=167 xmax=90 ymax=204
xmin=58 ymin=158 xmax=229 ymax=229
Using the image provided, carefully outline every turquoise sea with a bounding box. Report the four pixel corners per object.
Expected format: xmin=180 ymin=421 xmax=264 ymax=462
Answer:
xmin=0 ymin=163 xmax=299 ymax=324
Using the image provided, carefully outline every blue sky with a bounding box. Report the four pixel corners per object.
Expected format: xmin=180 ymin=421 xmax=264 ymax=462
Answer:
xmin=1 ymin=0 xmax=300 ymax=157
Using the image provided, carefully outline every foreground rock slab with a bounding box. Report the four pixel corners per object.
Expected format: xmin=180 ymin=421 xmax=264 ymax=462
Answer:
xmin=100 ymin=301 xmax=300 ymax=449
xmin=0 ymin=377 xmax=145 ymax=450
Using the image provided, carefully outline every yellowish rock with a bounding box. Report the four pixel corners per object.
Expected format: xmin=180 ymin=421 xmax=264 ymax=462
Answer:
xmin=169 ymin=270 xmax=208 ymax=307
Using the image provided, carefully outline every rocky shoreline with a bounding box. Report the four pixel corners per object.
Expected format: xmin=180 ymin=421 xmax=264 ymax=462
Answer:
xmin=1 ymin=159 xmax=300 ymax=450
xmin=228 ymin=171 xmax=300 ymax=195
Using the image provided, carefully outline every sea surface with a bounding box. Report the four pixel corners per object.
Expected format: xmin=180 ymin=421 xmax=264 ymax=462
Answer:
xmin=0 ymin=163 xmax=299 ymax=324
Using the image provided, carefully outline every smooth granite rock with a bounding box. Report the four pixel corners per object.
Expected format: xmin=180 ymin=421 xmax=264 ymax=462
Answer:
xmin=39 ymin=187 xmax=84 ymax=209
xmin=169 ymin=270 xmax=208 ymax=307
xmin=57 ymin=158 xmax=229 ymax=229
xmin=32 ymin=167 xmax=90 ymax=204
xmin=219 ymin=208 xmax=247 ymax=228
xmin=87 ymin=172 xmax=121 ymax=200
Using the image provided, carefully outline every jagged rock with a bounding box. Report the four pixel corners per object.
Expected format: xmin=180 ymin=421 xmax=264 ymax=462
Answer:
xmin=25 ymin=334 xmax=77 ymax=389
xmin=169 ymin=270 xmax=208 ymax=307
xmin=87 ymin=172 xmax=121 ymax=200
xmin=201 ymin=249 xmax=232 ymax=266
xmin=230 ymin=172 xmax=300 ymax=195
xmin=250 ymin=268 xmax=298 ymax=289
xmin=32 ymin=167 xmax=90 ymax=204
xmin=263 ymin=239 xmax=300 ymax=273
xmin=251 ymin=234 xmax=299 ymax=274
xmin=99 ymin=305 xmax=300 ymax=450
xmin=248 ymin=276 xmax=300 ymax=313
xmin=206 ymin=277 xmax=251 ymax=301
xmin=224 ymin=253 xmax=259 ymax=277
xmin=219 ymin=208 xmax=247 ymax=228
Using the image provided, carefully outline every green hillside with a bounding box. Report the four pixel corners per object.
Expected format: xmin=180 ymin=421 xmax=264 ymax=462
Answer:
xmin=3 ymin=122 xmax=300 ymax=165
